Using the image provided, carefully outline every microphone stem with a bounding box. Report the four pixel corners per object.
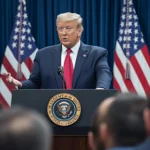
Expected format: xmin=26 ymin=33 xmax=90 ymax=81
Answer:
xmin=60 ymin=72 xmax=66 ymax=89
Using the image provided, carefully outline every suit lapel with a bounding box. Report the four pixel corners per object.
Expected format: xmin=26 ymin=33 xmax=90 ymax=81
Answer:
xmin=52 ymin=44 xmax=62 ymax=89
xmin=73 ymin=43 xmax=91 ymax=88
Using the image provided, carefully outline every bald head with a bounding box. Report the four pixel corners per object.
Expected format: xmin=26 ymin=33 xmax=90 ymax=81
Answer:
xmin=90 ymin=97 xmax=115 ymax=138
xmin=0 ymin=107 xmax=53 ymax=150
xmin=98 ymin=97 xmax=115 ymax=118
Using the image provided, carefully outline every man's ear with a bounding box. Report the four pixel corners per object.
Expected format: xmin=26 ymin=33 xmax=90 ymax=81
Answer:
xmin=144 ymin=108 xmax=150 ymax=135
xmin=99 ymin=123 xmax=109 ymax=143
xmin=88 ymin=131 xmax=96 ymax=150
xmin=77 ymin=28 xmax=82 ymax=36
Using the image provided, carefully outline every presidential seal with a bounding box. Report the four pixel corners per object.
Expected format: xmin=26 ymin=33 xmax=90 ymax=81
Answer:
xmin=47 ymin=93 xmax=81 ymax=126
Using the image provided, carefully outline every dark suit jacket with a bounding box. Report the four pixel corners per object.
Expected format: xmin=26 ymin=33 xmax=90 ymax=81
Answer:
xmin=135 ymin=137 xmax=150 ymax=150
xmin=21 ymin=42 xmax=112 ymax=89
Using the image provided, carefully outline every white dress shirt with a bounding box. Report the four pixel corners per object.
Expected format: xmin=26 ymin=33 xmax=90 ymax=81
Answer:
xmin=61 ymin=40 xmax=81 ymax=68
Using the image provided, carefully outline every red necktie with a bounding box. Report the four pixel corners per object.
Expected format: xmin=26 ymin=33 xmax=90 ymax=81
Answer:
xmin=64 ymin=49 xmax=74 ymax=89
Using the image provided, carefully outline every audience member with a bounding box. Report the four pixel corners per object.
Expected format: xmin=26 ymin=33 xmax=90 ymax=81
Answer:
xmin=0 ymin=107 xmax=53 ymax=150
xmin=135 ymin=95 xmax=150 ymax=150
xmin=88 ymin=93 xmax=147 ymax=150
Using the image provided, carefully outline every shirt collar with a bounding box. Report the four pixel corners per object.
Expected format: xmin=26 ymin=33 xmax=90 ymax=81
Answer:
xmin=62 ymin=40 xmax=81 ymax=55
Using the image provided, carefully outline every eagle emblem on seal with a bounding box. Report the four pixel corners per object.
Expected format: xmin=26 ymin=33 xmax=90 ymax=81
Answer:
xmin=57 ymin=101 xmax=72 ymax=118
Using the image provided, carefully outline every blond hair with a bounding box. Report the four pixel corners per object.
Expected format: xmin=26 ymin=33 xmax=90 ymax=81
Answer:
xmin=56 ymin=12 xmax=83 ymax=31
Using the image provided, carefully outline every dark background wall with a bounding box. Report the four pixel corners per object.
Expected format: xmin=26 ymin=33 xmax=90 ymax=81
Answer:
xmin=0 ymin=0 xmax=150 ymax=75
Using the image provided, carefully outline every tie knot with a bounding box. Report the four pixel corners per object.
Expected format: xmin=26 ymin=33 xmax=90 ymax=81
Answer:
xmin=67 ymin=49 xmax=72 ymax=54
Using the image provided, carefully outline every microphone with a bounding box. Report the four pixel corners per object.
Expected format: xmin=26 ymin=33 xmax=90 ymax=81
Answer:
xmin=57 ymin=66 xmax=66 ymax=89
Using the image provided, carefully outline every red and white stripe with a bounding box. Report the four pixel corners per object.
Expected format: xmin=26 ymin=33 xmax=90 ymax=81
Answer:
xmin=114 ymin=41 xmax=150 ymax=97
xmin=0 ymin=46 xmax=38 ymax=108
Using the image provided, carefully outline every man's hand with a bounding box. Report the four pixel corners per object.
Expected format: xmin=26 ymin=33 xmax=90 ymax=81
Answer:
xmin=96 ymin=88 xmax=104 ymax=90
xmin=5 ymin=73 xmax=22 ymax=88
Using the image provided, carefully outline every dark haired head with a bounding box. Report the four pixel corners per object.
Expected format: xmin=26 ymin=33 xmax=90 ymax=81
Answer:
xmin=89 ymin=93 xmax=147 ymax=150
xmin=105 ymin=93 xmax=147 ymax=146
xmin=0 ymin=107 xmax=53 ymax=150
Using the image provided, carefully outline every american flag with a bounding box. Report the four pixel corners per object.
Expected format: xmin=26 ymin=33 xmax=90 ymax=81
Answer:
xmin=0 ymin=0 xmax=38 ymax=107
xmin=113 ymin=0 xmax=150 ymax=97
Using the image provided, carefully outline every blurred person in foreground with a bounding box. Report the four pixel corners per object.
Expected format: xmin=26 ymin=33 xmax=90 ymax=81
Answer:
xmin=135 ymin=95 xmax=150 ymax=150
xmin=88 ymin=93 xmax=147 ymax=150
xmin=0 ymin=107 xmax=53 ymax=150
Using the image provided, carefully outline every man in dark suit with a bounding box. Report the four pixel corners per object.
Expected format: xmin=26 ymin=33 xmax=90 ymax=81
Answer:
xmin=5 ymin=12 xmax=111 ymax=89
xmin=88 ymin=93 xmax=147 ymax=150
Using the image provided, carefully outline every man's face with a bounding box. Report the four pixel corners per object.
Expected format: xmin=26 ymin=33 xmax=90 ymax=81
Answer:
xmin=57 ymin=20 xmax=82 ymax=48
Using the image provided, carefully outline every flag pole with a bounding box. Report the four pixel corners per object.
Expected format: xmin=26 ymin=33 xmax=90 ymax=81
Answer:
xmin=17 ymin=0 xmax=23 ymax=80
xmin=125 ymin=0 xmax=131 ymax=80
